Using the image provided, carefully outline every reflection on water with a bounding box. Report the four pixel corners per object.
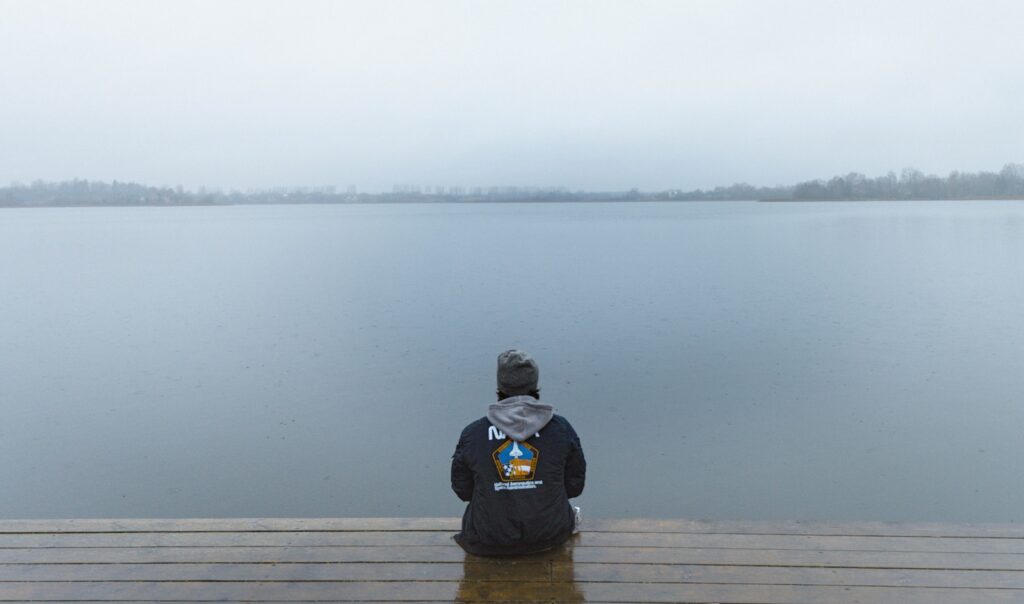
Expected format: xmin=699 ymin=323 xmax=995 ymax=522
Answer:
xmin=456 ymin=536 xmax=584 ymax=602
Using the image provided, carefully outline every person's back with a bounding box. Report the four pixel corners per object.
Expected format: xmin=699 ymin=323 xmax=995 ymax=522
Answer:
xmin=451 ymin=350 xmax=586 ymax=556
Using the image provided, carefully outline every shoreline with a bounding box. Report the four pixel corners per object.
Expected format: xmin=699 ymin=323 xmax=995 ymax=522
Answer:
xmin=5 ymin=197 xmax=1024 ymax=208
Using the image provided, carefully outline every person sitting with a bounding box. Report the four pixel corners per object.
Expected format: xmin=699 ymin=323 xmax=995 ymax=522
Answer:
xmin=451 ymin=349 xmax=586 ymax=556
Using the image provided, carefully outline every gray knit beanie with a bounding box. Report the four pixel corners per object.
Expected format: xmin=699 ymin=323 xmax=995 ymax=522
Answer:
xmin=496 ymin=349 xmax=539 ymax=396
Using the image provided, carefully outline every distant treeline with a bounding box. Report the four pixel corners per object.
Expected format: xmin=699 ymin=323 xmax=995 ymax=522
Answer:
xmin=3 ymin=164 xmax=1024 ymax=206
xmin=0 ymin=180 xmax=218 ymax=207
xmin=668 ymin=164 xmax=1024 ymax=201
xmin=0 ymin=179 xmax=642 ymax=207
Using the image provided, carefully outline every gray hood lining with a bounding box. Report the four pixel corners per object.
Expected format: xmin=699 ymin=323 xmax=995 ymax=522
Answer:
xmin=487 ymin=395 xmax=555 ymax=441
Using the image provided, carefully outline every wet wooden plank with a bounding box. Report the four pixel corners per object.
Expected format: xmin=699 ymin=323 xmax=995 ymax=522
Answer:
xmin=3 ymin=561 xmax=1023 ymax=589
xmin=584 ymin=531 xmax=1024 ymax=553
xmin=6 ymin=529 xmax=1024 ymax=554
xmin=0 ymin=530 xmax=455 ymax=548
xmin=568 ymin=546 xmax=1024 ymax=569
xmin=1 ymin=580 xmax=1021 ymax=603
xmin=4 ymin=517 xmax=1024 ymax=538
xmin=0 ymin=545 xmax=470 ymax=564
xmin=0 ymin=561 xmax=545 ymax=582
xmin=588 ymin=518 xmax=1024 ymax=538
xmin=0 ymin=518 xmax=461 ymax=534
xmin=575 ymin=531 xmax=1024 ymax=553
xmin=5 ymin=544 xmax=1024 ymax=569
xmin=559 ymin=562 xmax=1024 ymax=589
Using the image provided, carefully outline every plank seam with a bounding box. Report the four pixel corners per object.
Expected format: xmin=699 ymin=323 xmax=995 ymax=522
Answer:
xmin=4 ymin=561 xmax=1024 ymax=571
xmin=6 ymin=532 xmax=1024 ymax=540
xmin=6 ymin=544 xmax=1024 ymax=555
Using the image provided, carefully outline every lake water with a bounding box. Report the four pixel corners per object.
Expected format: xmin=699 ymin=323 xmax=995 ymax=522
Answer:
xmin=2 ymin=201 xmax=1023 ymax=522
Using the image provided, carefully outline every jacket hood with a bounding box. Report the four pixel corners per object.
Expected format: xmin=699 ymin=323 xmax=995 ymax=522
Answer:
xmin=487 ymin=395 xmax=554 ymax=441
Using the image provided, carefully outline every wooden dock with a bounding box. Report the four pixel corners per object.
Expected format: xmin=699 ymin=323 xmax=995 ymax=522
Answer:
xmin=2 ymin=517 xmax=1024 ymax=602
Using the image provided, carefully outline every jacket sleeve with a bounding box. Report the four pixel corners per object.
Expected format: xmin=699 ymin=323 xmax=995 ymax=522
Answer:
xmin=564 ymin=422 xmax=586 ymax=499
xmin=451 ymin=429 xmax=474 ymax=502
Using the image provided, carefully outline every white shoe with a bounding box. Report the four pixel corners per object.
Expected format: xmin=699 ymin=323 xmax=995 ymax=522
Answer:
xmin=572 ymin=505 xmax=582 ymax=534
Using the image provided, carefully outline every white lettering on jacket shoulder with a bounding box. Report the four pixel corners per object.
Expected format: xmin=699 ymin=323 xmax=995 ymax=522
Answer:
xmin=487 ymin=425 xmax=540 ymax=440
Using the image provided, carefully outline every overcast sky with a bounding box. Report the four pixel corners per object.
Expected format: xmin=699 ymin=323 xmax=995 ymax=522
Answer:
xmin=2 ymin=0 xmax=1022 ymax=192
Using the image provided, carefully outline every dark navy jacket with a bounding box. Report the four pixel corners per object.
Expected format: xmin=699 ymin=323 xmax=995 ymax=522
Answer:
xmin=451 ymin=414 xmax=585 ymax=556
